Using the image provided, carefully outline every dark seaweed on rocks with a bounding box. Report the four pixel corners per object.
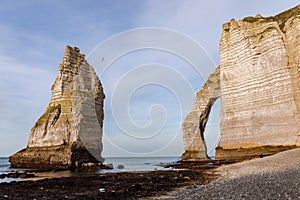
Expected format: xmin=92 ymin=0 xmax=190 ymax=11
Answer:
xmin=0 ymin=168 xmax=219 ymax=200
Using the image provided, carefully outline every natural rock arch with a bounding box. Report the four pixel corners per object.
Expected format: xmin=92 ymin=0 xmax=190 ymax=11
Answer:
xmin=182 ymin=5 xmax=300 ymax=161
xmin=182 ymin=66 xmax=220 ymax=160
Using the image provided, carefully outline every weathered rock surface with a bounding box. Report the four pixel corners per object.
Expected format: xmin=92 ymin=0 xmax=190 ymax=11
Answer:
xmin=9 ymin=46 xmax=105 ymax=169
xmin=182 ymin=5 xmax=300 ymax=161
xmin=182 ymin=66 xmax=220 ymax=160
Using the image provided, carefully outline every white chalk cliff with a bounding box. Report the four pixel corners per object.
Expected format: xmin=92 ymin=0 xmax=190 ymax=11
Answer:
xmin=10 ymin=46 xmax=105 ymax=169
xmin=182 ymin=5 xmax=300 ymax=161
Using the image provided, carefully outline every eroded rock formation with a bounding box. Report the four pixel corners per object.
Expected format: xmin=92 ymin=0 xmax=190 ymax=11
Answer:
xmin=9 ymin=46 xmax=105 ymax=169
xmin=182 ymin=5 xmax=300 ymax=161
xmin=182 ymin=66 xmax=220 ymax=160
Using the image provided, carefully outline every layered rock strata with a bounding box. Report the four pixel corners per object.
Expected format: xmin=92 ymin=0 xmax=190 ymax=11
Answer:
xmin=182 ymin=5 xmax=300 ymax=161
xmin=9 ymin=46 xmax=105 ymax=169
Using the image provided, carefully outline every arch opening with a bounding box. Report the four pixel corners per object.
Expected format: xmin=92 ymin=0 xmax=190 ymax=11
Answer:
xmin=203 ymin=98 xmax=221 ymax=159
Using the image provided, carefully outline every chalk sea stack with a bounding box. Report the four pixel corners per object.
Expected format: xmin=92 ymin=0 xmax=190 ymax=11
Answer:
xmin=9 ymin=46 xmax=105 ymax=169
xmin=182 ymin=5 xmax=300 ymax=161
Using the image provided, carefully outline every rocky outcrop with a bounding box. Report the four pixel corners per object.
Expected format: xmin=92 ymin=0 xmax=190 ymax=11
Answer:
xmin=9 ymin=46 xmax=105 ymax=169
xmin=217 ymin=5 xmax=300 ymax=160
xmin=182 ymin=5 xmax=300 ymax=161
xmin=182 ymin=66 xmax=220 ymax=160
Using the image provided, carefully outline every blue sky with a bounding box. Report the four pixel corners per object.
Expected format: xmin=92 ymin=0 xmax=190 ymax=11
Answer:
xmin=0 ymin=1 xmax=299 ymax=157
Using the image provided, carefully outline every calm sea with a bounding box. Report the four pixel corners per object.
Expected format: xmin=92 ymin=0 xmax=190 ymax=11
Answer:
xmin=0 ymin=156 xmax=180 ymax=183
xmin=0 ymin=157 xmax=10 ymax=173
xmin=104 ymin=156 xmax=180 ymax=172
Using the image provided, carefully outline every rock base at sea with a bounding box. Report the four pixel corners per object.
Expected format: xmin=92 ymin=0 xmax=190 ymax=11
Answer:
xmin=215 ymin=145 xmax=298 ymax=162
xmin=9 ymin=146 xmax=101 ymax=169
xmin=181 ymin=150 xmax=212 ymax=161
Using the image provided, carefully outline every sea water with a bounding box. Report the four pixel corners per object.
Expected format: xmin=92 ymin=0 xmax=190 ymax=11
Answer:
xmin=0 ymin=157 xmax=10 ymax=173
xmin=0 ymin=156 xmax=180 ymax=182
xmin=103 ymin=156 xmax=180 ymax=172
xmin=0 ymin=157 xmax=23 ymax=183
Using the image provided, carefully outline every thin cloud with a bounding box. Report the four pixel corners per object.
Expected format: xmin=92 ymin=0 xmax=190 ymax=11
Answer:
xmin=0 ymin=54 xmax=56 ymax=155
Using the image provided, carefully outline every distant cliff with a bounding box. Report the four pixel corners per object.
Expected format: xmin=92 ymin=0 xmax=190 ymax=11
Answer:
xmin=9 ymin=46 xmax=105 ymax=169
xmin=182 ymin=5 xmax=300 ymax=161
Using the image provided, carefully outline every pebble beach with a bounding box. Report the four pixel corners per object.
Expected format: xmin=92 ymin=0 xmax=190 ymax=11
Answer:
xmin=157 ymin=148 xmax=300 ymax=200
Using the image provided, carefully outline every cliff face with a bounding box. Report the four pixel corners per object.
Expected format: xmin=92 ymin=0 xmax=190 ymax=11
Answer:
xmin=9 ymin=46 xmax=105 ymax=169
xmin=217 ymin=6 xmax=300 ymax=160
xmin=182 ymin=5 xmax=300 ymax=161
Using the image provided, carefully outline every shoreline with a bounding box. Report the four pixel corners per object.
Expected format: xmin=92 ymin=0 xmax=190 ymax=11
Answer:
xmin=0 ymin=165 xmax=219 ymax=199
xmin=1 ymin=148 xmax=299 ymax=199
xmin=0 ymin=157 xmax=180 ymax=183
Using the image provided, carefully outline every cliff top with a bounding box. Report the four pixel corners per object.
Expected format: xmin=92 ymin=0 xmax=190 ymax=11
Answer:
xmin=223 ymin=4 xmax=300 ymax=32
xmin=242 ymin=4 xmax=300 ymax=29
xmin=58 ymin=45 xmax=85 ymax=75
